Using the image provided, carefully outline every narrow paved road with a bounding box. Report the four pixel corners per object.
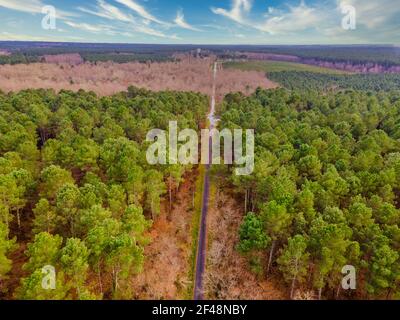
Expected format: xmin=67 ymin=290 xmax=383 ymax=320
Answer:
xmin=194 ymin=62 xmax=218 ymax=300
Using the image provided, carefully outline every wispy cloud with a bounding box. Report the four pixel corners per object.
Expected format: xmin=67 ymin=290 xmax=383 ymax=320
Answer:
xmin=78 ymin=0 xmax=134 ymax=23
xmin=174 ymin=10 xmax=201 ymax=31
xmin=0 ymin=0 xmax=43 ymax=14
xmin=77 ymin=0 xmax=177 ymax=39
xmin=257 ymin=1 xmax=325 ymax=34
xmin=133 ymin=25 xmax=178 ymax=39
xmin=0 ymin=31 xmax=48 ymax=41
xmin=0 ymin=0 xmax=398 ymax=44
xmin=0 ymin=0 xmax=76 ymax=19
xmin=0 ymin=31 xmax=86 ymax=42
xmin=211 ymin=0 xmax=252 ymax=24
xmin=211 ymin=0 xmax=327 ymax=35
xmin=338 ymin=0 xmax=399 ymax=29
xmin=65 ymin=20 xmax=163 ymax=39
xmin=115 ymin=0 xmax=166 ymax=25
xmin=64 ymin=21 xmax=113 ymax=33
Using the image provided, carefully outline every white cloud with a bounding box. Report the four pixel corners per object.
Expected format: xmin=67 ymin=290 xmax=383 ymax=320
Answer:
xmin=200 ymin=24 xmax=232 ymax=31
xmin=0 ymin=0 xmax=76 ymax=19
xmin=338 ymin=0 xmax=400 ymax=29
xmin=78 ymin=0 xmax=134 ymax=23
xmin=66 ymin=21 xmax=149 ymax=38
xmin=211 ymin=0 xmax=326 ymax=35
xmin=64 ymin=21 xmax=112 ymax=33
xmin=77 ymin=0 xmax=176 ymax=39
xmin=0 ymin=31 xmax=48 ymax=41
xmin=115 ymin=0 xmax=166 ymax=25
xmin=257 ymin=1 xmax=325 ymax=34
xmin=0 ymin=31 xmax=87 ymax=42
xmin=211 ymin=0 xmax=252 ymax=24
xmin=0 ymin=0 xmax=42 ymax=13
xmin=134 ymin=25 xmax=173 ymax=38
xmin=174 ymin=10 xmax=201 ymax=31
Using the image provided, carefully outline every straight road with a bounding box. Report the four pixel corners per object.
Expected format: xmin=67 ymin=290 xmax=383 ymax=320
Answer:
xmin=194 ymin=62 xmax=218 ymax=300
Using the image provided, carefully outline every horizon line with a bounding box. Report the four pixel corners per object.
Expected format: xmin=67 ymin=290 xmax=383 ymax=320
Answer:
xmin=0 ymin=40 xmax=397 ymax=47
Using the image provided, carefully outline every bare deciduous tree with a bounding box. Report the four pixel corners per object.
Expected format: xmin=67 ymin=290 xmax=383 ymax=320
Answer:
xmin=0 ymin=56 xmax=276 ymax=98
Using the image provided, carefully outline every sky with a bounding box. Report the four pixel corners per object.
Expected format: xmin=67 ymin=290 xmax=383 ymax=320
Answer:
xmin=0 ymin=0 xmax=399 ymax=45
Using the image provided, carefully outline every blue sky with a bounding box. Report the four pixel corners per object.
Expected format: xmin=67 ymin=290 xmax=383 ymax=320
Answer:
xmin=0 ymin=0 xmax=399 ymax=44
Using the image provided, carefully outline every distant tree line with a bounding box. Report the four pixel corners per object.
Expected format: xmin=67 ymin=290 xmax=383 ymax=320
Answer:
xmin=269 ymin=71 xmax=400 ymax=92
xmin=241 ymin=46 xmax=400 ymax=67
xmin=0 ymin=54 xmax=40 ymax=65
xmin=81 ymin=53 xmax=175 ymax=64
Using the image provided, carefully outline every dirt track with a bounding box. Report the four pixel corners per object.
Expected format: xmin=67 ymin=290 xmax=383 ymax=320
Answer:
xmin=194 ymin=62 xmax=218 ymax=300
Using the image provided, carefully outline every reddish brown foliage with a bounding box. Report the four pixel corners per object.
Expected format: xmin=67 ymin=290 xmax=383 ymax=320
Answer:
xmin=0 ymin=57 xmax=276 ymax=98
xmin=129 ymin=172 xmax=196 ymax=300
xmin=204 ymin=189 xmax=286 ymax=300
xmin=0 ymin=50 xmax=10 ymax=56
xmin=43 ymin=53 xmax=83 ymax=65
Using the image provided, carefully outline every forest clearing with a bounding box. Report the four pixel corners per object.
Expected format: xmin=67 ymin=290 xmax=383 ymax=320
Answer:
xmin=0 ymin=57 xmax=276 ymax=100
